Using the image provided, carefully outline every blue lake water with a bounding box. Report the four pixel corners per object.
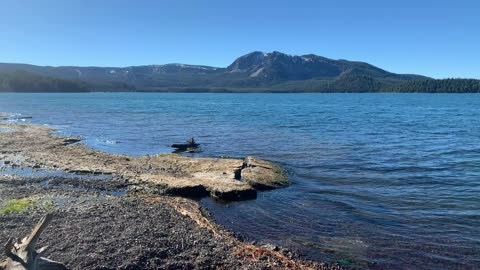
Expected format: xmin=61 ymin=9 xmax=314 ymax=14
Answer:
xmin=1 ymin=93 xmax=479 ymax=269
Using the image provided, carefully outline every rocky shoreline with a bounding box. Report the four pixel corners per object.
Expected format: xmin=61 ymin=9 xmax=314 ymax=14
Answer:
xmin=0 ymin=117 xmax=343 ymax=269
xmin=0 ymin=121 xmax=288 ymax=201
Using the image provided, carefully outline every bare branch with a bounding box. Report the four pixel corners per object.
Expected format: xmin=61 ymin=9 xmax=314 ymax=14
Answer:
xmin=2 ymin=214 xmax=67 ymax=270
xmin=22 ymin=214 xmax=53 ymax=252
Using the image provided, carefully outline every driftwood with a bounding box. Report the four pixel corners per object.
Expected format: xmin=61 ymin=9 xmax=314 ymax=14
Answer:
xmin=0 ymin=214 xmax=67 ymax=270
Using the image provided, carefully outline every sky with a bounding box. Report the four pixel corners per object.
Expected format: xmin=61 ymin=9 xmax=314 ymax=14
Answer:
xmin=0 ymin=0 xmax=479 ymax=78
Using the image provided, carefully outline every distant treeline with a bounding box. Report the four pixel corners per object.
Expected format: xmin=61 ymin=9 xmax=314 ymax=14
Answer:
xmin=388 ymin=78 xmax=480 ymax=93
xmin=0 ymin=70 xmax=90 ymax=92
xmin=324 ymin=76 xmax=480 ymax=93
xmin=0 ymin=70 xmax=479 ymax=93
xmin=269 ymin=76 xmax=480 ymax=93
xmin=0 ymin=71 xmax=136 ymax=93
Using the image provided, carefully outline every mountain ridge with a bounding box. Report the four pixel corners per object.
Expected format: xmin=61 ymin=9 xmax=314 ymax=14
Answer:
xmin=1 ymin=51 xmax=479 ymax=93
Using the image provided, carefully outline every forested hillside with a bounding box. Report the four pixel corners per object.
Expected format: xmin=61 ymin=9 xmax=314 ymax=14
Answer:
xmin=0 ymin=52 xmax=478 ymax=93
xmin=0 ymin=71 xmax=89 ymax=92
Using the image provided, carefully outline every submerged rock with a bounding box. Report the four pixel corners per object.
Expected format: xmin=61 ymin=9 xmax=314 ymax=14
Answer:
xmin=171 ymin=137 xmax=200 ymax=153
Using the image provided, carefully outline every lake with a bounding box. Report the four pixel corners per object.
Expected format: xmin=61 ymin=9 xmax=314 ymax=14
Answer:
xmin=0 ymin=93 xmax=479 ymax=269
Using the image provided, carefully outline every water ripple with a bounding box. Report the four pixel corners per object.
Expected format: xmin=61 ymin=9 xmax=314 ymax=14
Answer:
xmin=1 ymin=92 xmax=479 ymax=269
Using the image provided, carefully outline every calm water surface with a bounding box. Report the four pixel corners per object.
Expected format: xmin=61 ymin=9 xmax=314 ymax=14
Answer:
xmin=1 ymin=93 xmax=479 ymax=269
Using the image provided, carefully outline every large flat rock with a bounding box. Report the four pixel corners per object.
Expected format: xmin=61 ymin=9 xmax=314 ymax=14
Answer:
xmin=0 ymin=120 xmax=288 ymax=200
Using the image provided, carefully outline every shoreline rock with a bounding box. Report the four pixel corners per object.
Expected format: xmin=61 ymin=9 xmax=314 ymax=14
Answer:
xmin=242 ymin=156 xmax=289 ymax=190
xmin=0 ymin=121 xmax=289 ymax=201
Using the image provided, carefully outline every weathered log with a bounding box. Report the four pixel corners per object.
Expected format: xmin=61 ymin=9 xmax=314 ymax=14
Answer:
xmin=0 ymin=214 xmax=67 ymax=270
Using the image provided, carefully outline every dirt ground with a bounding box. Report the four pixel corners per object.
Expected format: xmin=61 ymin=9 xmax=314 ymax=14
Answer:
xmin=0 ymin=175 xmax=343 ymax=270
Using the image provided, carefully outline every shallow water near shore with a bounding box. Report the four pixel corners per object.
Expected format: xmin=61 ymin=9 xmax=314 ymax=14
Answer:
xmin=1 ymin=92 xmax=479 ymax=269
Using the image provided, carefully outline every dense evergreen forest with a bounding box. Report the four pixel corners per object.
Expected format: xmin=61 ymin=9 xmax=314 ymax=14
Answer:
xmin=389 ymin=79 xmax=480 ymax=93
xmin=0 ymin=71 xmax=136 ymax=93
xmin=0 ymin=71 xmax=89 ymax=92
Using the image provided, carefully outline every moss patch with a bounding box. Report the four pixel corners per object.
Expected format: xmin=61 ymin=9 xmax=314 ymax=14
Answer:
xmin=0 ymin=199 xmax=37 ymax=214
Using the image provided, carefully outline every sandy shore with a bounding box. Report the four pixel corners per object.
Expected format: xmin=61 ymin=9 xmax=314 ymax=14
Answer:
xmin=0 ymin=117 xmax=343 ymax=269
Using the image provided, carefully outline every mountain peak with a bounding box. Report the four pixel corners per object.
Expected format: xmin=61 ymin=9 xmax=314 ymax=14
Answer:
xmin=226 ymin=51 xmax=266 ymax=72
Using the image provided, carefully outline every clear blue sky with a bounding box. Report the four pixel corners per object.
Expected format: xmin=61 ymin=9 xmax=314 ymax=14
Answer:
xmin=1 ymin=0 xmax=479 ymax=78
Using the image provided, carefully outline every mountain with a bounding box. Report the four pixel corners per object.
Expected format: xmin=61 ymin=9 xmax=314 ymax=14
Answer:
xmin=0 ymin=51 xmax=478 ymax=92
xmin=226 ymin=51 xmax=426 ymax=81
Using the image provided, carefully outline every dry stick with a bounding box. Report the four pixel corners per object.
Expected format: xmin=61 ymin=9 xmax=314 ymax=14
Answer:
xmin=1 ymin=214 xmax=67 ymax=270
xmin=23 ymin=214 xmax=52 ymax=254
